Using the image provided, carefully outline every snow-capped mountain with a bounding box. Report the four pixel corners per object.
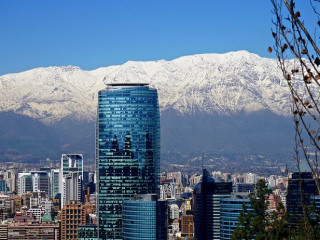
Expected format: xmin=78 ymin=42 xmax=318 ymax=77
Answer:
xmin=0 ymin=51 xmax=297 ymax=162
xmin=0 ymin=51 xmax=290 ymax=123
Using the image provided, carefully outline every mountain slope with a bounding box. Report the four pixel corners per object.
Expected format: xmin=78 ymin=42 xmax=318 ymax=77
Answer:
xmin=0 ymin=51 xmax=290 ymax=123
xmin=0 ymin=51 xmax=295 ymax=162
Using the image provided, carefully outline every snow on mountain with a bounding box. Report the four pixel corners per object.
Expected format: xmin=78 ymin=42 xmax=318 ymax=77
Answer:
xmin=0 ymin=51 xmax=290 ymax=123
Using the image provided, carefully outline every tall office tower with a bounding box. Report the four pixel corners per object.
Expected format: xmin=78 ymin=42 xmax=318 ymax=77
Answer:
xmin=194 ymin=169 xmax=232 ymax=240
xmin=0 ymin=175 xmax=7 ymax=193
xmin=83 ymin=171 xmax=89 ymax=187
xmin=60 ymin=154 xmax=83 ymax=208
xmin=61 ymin=200 xmax=86 ymax=240
xmin=220 ymin=193 xmax=252 ymax=240
xmin=18 ymin=173 xmax=33 ymax=196
xmin=123 ymin=194 xmax=167 ymax=240
xmin=50 ymin=169 xmax=60 ymax=198
xmin=31 ymin=171 xmax=50 ymax=194
xmin=286 ymin=171 xmax=318 ymax=224
xmin=4 ymin=170 xmax=16 ymax=192
xmin=65 ymin=168 xmax=82 ymax=203
xmin=97 ymin=83 xmax=160 ymax=239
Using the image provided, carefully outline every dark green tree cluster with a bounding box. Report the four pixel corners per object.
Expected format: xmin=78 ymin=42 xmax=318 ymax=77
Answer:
xmin=231 ymin=179 xmax=320 ymax=240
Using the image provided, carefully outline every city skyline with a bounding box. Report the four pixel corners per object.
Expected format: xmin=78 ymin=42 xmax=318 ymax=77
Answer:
xmin=0 ymin=0 xmax=319 ymax=239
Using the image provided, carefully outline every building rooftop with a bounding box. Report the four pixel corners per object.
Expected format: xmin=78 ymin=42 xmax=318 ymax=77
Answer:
xmin=130 ymin=194 xmax=157 ymax=201
xmin=107 ymin=83 xmax=149 ymax=87
xmin=42 ymin=213 xmax=52 ymax=223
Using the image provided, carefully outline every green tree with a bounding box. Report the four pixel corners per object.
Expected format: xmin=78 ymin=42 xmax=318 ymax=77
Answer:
xmin=231 ymin=204 xmax=255 ymax=240
xmin=267 ymin=203 xmax=290 ymax=240
xmin=249 ymin=179 xmax=272 ymax=239
xmin=289 ymin=202 xmax=320 ymax=240
xmin=232 ymin=179 xmax=291 ymax=240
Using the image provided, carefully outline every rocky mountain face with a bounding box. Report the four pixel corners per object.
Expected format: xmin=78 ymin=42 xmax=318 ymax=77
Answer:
xmin=0 ymin=51 xmax=294 ymax=162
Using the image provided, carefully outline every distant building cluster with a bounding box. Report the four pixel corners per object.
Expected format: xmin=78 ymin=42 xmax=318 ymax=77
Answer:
xmin=0 ymin=161 xmax=317 ymax=240
xmin=0 ymin=83 xmax=319 ymax=239
xmin=0 ymin=153 xmax=96 ymax=240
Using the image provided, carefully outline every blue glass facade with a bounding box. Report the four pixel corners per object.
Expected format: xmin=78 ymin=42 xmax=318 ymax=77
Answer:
xmin=220 ymin=197 xmax=252 ymax=240
xmin=286 ymin=172 xmax=318 ymax=225
xmin=194 ymin=169 xmax=232 ymax=240
xmin=0 ymin=180 xmax=7 ymax=193
xmin=232 ymin=183 xmax=254 ymax=193
xmin=311 ymin=195 xmax=320 ymax=225
xmin=123 ymin=194 xmax=167 ymax=240
xmin=97 ymin=84 xmax=160 ymax=240
xmin=78 ymin=224 xmax=98 ymax=240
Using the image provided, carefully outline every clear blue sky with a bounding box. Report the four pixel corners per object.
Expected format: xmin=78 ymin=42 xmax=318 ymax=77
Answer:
xmin=0 ymin=0 xmax=315 ymax=75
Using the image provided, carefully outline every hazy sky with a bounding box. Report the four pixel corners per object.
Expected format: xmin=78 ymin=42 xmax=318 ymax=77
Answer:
xmin=0 ymin=0 xmax=316 ymax=75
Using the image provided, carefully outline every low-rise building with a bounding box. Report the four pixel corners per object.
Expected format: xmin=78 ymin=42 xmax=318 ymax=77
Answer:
xmin=8 ymin=222 xmax=59 ymax=239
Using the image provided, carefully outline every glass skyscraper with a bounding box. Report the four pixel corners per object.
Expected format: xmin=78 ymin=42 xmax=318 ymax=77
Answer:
xmin=286 ymin=172 xmax=318 ymax=225
xmin=220 ymin=194 xmax=252 ymax=240
xmin=194 ymin=169 xmax=232 ymax=240
xmin=123 ymin=194 xmax=167 ymax=240
xmin=50 ymin=169 xmax=60 ymax=198
xmin=97 ymin=83 xmax=160 ymax=240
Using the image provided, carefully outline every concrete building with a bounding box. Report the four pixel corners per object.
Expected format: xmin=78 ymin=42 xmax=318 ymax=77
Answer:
xmin=169 ymin=204 xmax=179 ymax=220
xmin=61 ymin=200 xmax=86 ymax=240
xmin=181 ymin=214 xmax=194 ymax=237
xmin=0 ymin=224 xmax=8 ymax=240
xmin=31 ymin=171 xmax=50 ymax=195
xmin=160 ymin=179 xmax=176 ymax=200
xmin=0 ymin=195 xmax=13 ymax=220
xmin=8 ymin=222 xmax=59 ymax=239
xmin=60 ymin=154 xmax=83 ymax=208
xmin=27 ymin=208 xmax=45 ymax=222
xmin=4 ymin=170 xmax=16 ymax=193
xmin=18 ymin=173 xmax=32 ymax=196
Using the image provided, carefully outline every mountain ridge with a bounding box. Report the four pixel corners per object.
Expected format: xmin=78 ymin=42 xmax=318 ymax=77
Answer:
xmin=0 ymin=51 xmax=290 ymax=124
xmin=0 ymin=51 xmax=296 ymax=162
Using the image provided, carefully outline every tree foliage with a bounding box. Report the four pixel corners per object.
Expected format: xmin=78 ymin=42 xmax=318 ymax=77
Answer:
xmin=231 ymin=179 xmax=289 ymax=240
xmin=270 ymin=0 xmax=320 ymax=194
xmin=269 ymin=1 xmax=320 ymax=238
xmin=231 ymin=203 xmax=255 ymax=240
xmin=232 ymin=178 xmax=320 ymax=239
